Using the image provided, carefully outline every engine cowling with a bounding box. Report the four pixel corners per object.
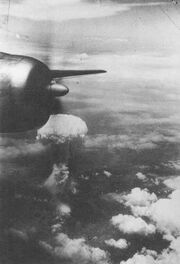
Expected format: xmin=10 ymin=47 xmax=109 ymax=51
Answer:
xmin=0 ymin=53 xmax=59 ymax=133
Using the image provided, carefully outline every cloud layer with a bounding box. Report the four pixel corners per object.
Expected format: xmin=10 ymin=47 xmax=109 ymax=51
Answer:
xmin=0 ymin=0 xmax=167 ymax=22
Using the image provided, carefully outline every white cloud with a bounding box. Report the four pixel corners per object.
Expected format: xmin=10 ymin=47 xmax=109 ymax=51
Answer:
xmin=120 ymin=247 xmax=158 ymax=264
xmin=131 ymin=205 xmax=151 ymax=218
xmin=56 ymin=202 xmax=71 ymax=216
xmin=108 ymin=186 xmax=180 ymax=240
xmin=54 ymin=233 xmax=110 ymax=264
xmin=120 ymin=238 xmax=180 ymax=264
xmin=136 ymin=172 xmax=147 ymax=181
xmin=111 ymin=214 xmax=156 ymax=236
xmin=164 ymin=176 xmax=180 ymax=190
xmin=121 ymin=188 xmax=157 ymax=207
xmin=103 ymin=170 xmax=112 ymax=178
xmin=149 ymin=190 xmax=180 ymax=237
xmin=106 ymin=188 xmax=157 ymax=208
xmin=127 ymin=188 xmax=180 ymax=238
xmin=51 ymin=223 xmax=62 ymax=234
xmin=141 ymin=248 xmax=158 ymax=258
xmin=37 ymin=114 xmax=88 ymax=143
xmin=120 ymin=252 xmax=156 ymax=264
xmin=108 ymin=185 xmax=180 ymax=264
xmin=105 ymin=238 xmax=129 ymax=249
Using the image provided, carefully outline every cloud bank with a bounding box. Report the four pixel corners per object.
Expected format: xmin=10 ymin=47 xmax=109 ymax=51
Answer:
xmin=0 ymin=0 xmax=167 ymax=22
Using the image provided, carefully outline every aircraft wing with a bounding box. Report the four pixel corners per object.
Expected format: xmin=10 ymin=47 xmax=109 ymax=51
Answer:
xmin=50 ymin=69 xmax=106 ymax=79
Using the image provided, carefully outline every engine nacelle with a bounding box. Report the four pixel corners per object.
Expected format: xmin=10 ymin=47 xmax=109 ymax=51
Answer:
xmin=0 ymin=52 xmax=65 ymax=133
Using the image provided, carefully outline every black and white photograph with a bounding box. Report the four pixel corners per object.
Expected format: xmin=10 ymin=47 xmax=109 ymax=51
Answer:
xmin=0 ymin=0 xmax=180 ymax=263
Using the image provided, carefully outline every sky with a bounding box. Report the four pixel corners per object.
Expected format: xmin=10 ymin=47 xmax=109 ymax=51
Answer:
xmin=1 ymin=0 xmax=180 ymax=264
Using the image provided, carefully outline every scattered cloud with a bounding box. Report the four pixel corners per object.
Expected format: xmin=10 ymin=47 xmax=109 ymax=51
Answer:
xmin=120 ymin=248 xmax=157 ymax=264
xmin=56 ymin=202 xmax=71 ymax=217
xmin=103 ymin=170 xmax=112 ymax=178
xmin=105 ymin=238 xmax=129 ymax=249
xmin=108 ymin=183 xmax=180 ymax=264
xmin=136 ymin=172 xmax=147 ymax=181
xmin=121 ymin=188 xmax=158 ymax=207
xmin=161 ymin=161 xmax=180 ymax=172
xmin=111 ymin=214 xmax=156 ymax=235
xmin=105 ymin=188 xmax=157 ymax=209
xmin=123 ymin=187 xmax=180 ymax=238
xmin=54 ymin=233 xmax=110 ymax=264
xmin=120 ymin=238 xmax=180 ymax=264
xmin=164 ymin=176 xmax=180 ymax=190
xmin=150 ymin=190 xmax=180 ymax=237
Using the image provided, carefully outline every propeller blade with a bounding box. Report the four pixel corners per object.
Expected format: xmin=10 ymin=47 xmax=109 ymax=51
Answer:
xmin=50 ymin=69 xmax=106 ymax=79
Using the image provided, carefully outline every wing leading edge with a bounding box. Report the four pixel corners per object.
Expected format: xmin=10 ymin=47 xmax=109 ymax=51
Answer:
xmin=51 ymin=69 xmax=106 ymax=79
